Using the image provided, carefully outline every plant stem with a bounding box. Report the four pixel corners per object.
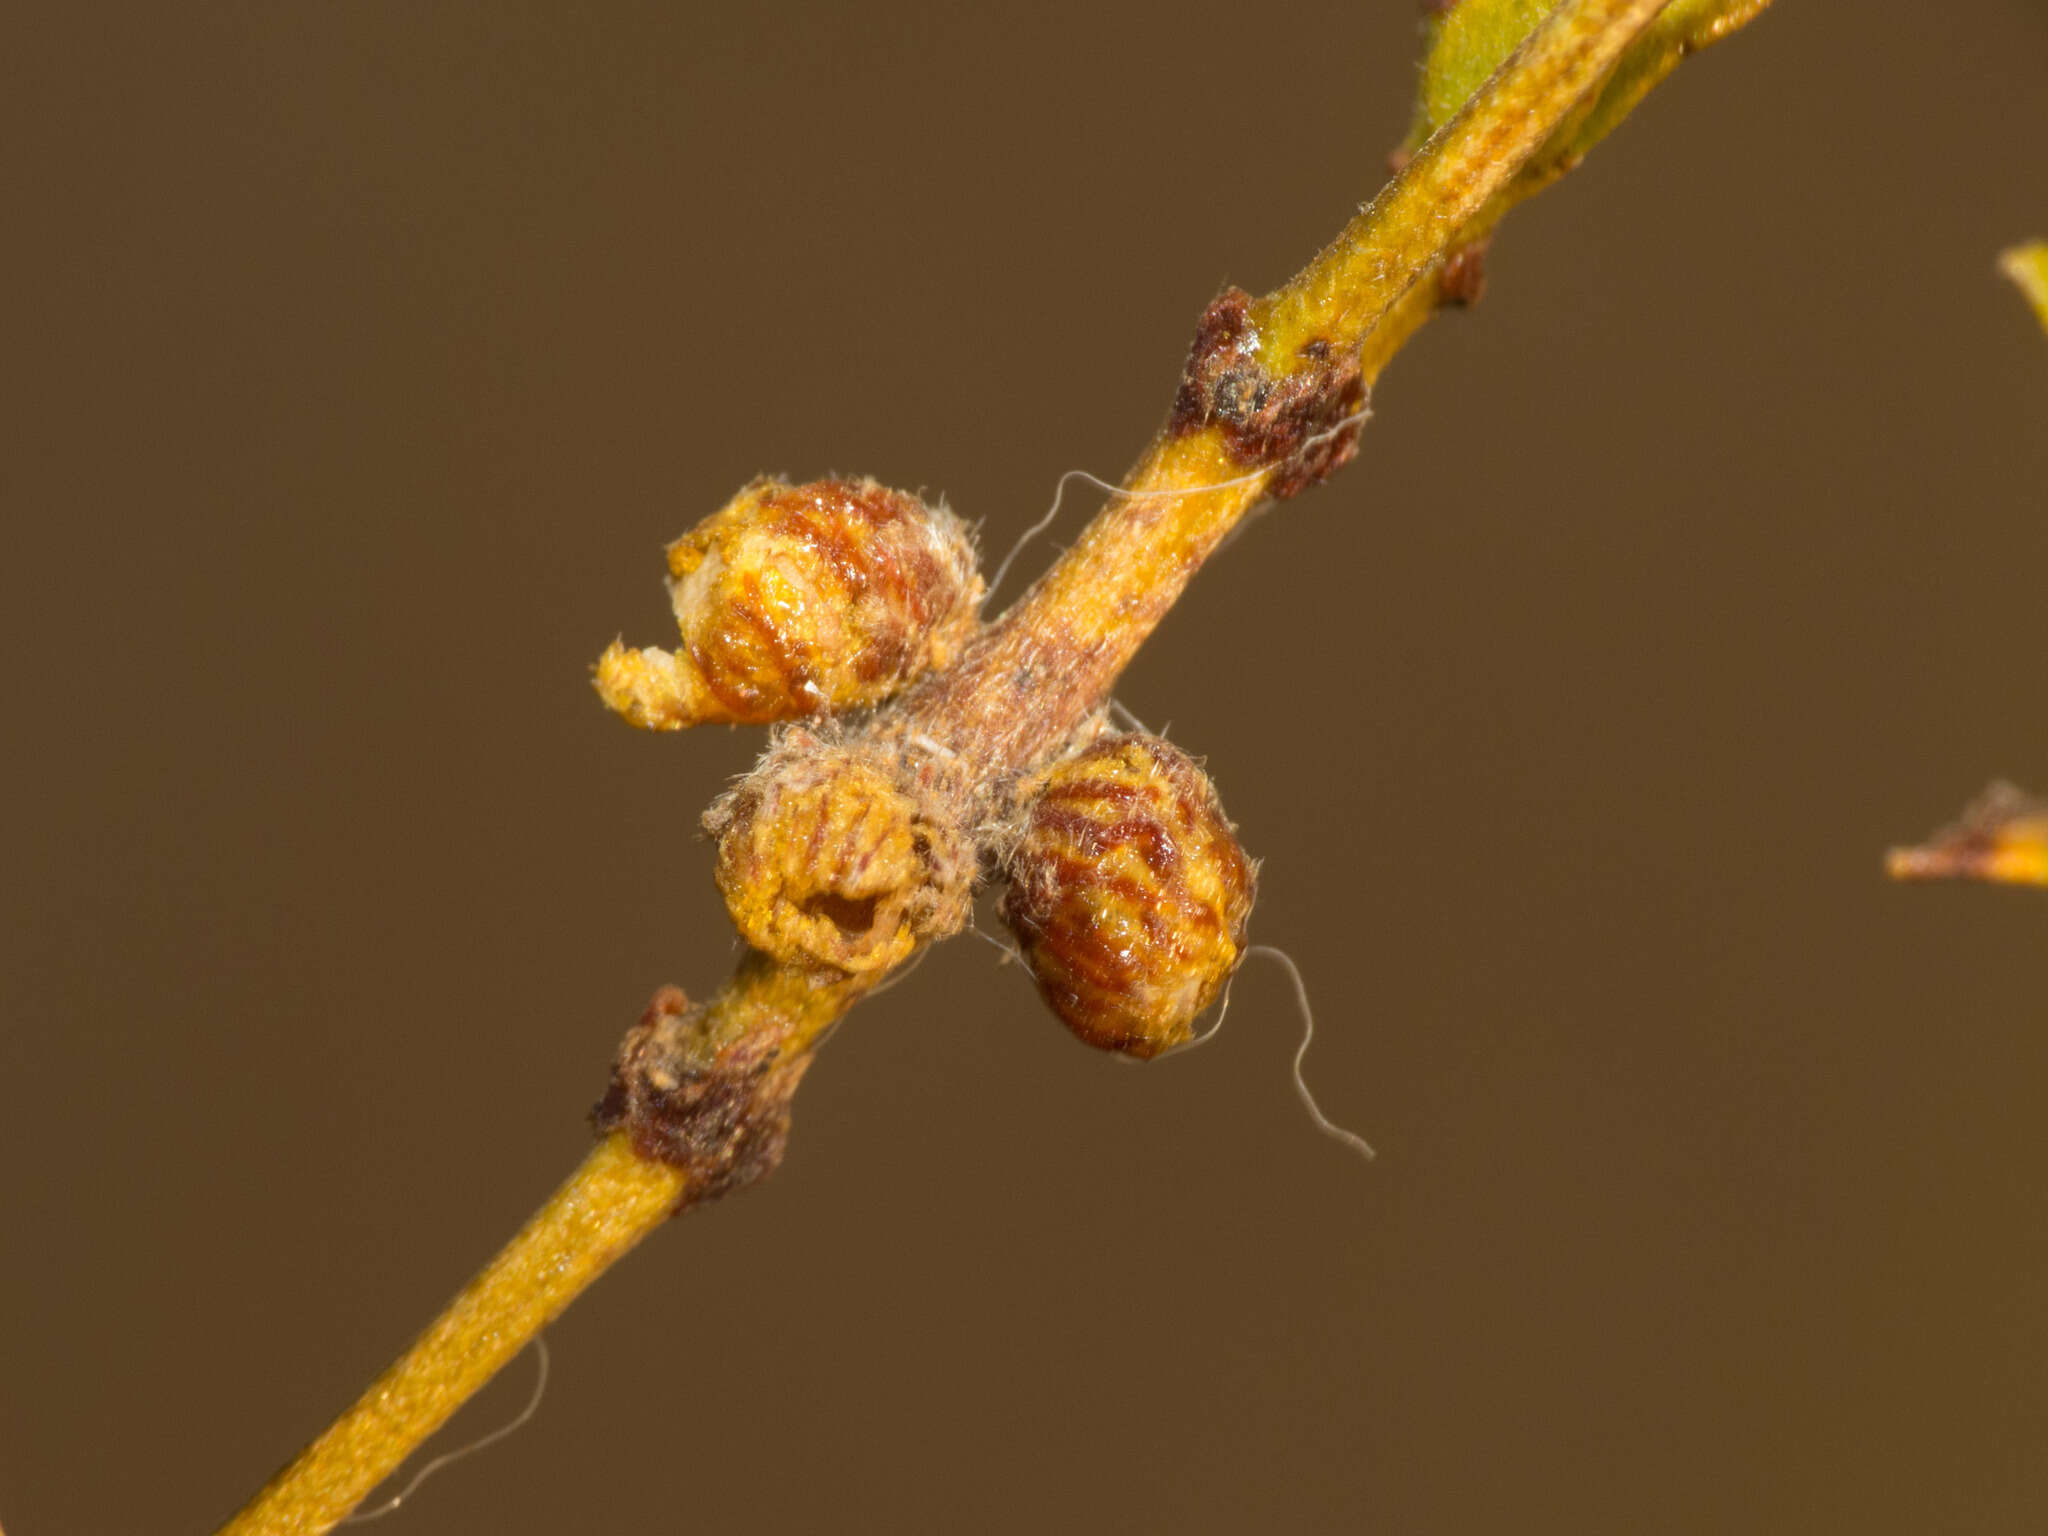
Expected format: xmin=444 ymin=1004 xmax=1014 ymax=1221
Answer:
xmin=219 ymin=1135 xmax=683 ymax=1536
xmin=1259 ymin=0 xmax=1668 ymax=361
xmin=899 ymin=0 xmax=1674 ymax=780
xmin=217 ymin=2 xmax=1776 ymax=1528
xmin=218 ymin=951 xmax=860 ymax=1534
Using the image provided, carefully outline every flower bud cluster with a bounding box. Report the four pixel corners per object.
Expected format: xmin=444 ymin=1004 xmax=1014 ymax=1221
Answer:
xmin=598 ymin=481 xmax=1258 ymax=1061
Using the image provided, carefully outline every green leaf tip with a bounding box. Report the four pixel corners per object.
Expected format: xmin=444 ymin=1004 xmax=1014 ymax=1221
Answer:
xmin=1404 ymin=0 xmax=1775 ymax=174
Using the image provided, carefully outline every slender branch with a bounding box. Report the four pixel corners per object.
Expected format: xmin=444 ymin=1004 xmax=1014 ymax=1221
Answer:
xmin=217 ymin=3 xmax=1775 ymax=1528
xmin=218 ymin=1135 xmax=684 ymax=1536
xmin=896 ymin=0 xmax=1676 ymax=783
xmin=1260 ymin=0 xmax=1668 ymax=361
xmin=217 ymin=955 xmax=856 ymax=1535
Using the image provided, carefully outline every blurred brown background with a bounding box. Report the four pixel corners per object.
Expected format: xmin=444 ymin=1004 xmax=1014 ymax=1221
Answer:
xmin=6 ymin=4 xmax=2048 ymax=1531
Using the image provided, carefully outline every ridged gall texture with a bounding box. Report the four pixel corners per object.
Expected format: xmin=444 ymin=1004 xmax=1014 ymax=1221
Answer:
xmin=705 ymin=730 xmax=974 ymax=975
xmin=596 ymin=477 xmax=983 ymax=729
xmin=1001 ymin=734 xmax=1254 ymax=1058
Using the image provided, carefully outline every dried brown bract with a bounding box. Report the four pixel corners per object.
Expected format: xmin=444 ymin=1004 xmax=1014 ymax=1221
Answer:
xmin=590 ymin=985 xmax=809 ymax=1205
xmin=1167 ymin=287 xmax=1366 ymax=499
xmin=1001 ymin=733 xmax=1255 ymax=1058
xmin=596 ymin=477 xmax=983 ymax=729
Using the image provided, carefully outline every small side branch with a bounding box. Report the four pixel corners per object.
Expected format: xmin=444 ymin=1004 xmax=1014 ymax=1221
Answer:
xmin=217 ymin=1136 xmax=684 ymax=1536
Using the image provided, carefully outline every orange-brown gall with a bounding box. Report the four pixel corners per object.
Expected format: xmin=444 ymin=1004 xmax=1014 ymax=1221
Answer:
xmin=705 ymin=729 xmax=974 ymax=974
xmin=1000 ymin=734 xmax=1254 ymax=1058
xmin=596 ymin=477 xmax=983 ymax=729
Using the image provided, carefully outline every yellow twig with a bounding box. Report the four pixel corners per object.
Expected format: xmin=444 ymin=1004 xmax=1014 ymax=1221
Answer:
xmin=217 ymin=3 xmax=1775 ymax=1528
xmin=219 ymin=1135 xmax=683 ymax=1536
xmin=900 ymin=0 xmax=1687 ymax=777
xmin=1260 ymin=0 xmax=1669 ymax=362
xmin=219 ymin=954 xmax=858 ymax=1534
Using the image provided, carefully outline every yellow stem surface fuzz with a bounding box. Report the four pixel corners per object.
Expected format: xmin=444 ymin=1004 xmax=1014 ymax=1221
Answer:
xmin=1887 ymin=783 xmax=2048 ymax=889
xmin=221 ymin=957 xmax=857 ymax=1536
xmin=596 ymin=477 xmax=982 ymax=728
xmin=219 ymin=1136 xmax=684 ymax=1536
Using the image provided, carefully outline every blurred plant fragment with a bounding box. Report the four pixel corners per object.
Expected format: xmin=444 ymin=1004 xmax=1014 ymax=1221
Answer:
xmin=2001 ymin=241 xmax=2048 ymax=336
xmin=1885 ymin=245 xmax=2045 ymax=891
xmin=1888 ymin=782 xmax=2048 ymax=889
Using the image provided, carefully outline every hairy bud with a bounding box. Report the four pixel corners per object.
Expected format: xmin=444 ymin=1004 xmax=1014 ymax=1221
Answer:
xmin=706 ymin=729 xmax=974 ymax=974
xmin=1001 ymin=733 xmax=1255 ymax=1058
xmin=597 ymin=477 xmax=983 ymax=729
